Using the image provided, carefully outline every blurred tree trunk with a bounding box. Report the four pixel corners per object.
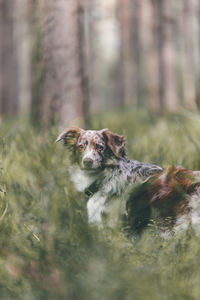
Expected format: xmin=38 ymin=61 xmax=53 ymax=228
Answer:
xmin=155 ymin=0 xmax=165 ymax=111
xmin=117 ymin=0 xmax=144 ymax=107
xmin=181 ymin=0 xmax=197 ymax=109
xmin=0 ymin=0 xmax=19 ymax=117
xmin=155 ymin=0 xmax=179 ymax=112
xmin=79 ymin=0 xmax=90 ymax=128
xmin=40 ymin=0 xmax=88 ymax=128
xmin=143 ymin=0 xmax=160 ymax=112
xmin=130 ymin=0 xmax=144 ymax=107
xmin=194 ymin=0 xmax=200 ymax=109
xmin=117 ymin=0 xmax=143 ymax=107
xmin=15 ymin=0 xmax=32 ymax=114
xmin=117 ymin=0 xmax=131 ymax=107
xmin=30 ymin=0 xmax=44 ymax=124
xmin=117 ymin=0 xmax=181 ymax=112
xmin=84 ymin=0 xmax=95 ymax=115
xmin=0 ymin=0 xmax=32 ymax=119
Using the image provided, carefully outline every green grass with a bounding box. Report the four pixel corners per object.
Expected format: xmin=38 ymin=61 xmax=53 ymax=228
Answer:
xmin=1 ymin=109 xmax=200 ymax=299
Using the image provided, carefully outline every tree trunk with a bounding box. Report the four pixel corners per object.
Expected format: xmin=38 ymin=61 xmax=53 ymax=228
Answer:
xmin=144 ymin=0 xmax=160 ymax=112
xmin=194 ymin=0 xmax=200 ymax=109
xmin=78 ymin=0 xmax=90 ymax=128
xmin=130 ymin=0 xmax=144 ymax=107
xmin=30 ymin=0 xmax=44 ymax=124
xmin=155 ymin=0 xmax=179 ymax=112
xmin=85 ymin=0 xmax=96 ymax=115
xmin=117 ymin=0 xmax=132 ymax=106
xmin=181 ymin=0 xmax=197 ymax=109
xmin=0 ymin=0 xmax=19 ymax=117
xmin=15 ymin=0 xmax=32 ymax=114
xmin=40 ymin=0 xmax=88 ymax=128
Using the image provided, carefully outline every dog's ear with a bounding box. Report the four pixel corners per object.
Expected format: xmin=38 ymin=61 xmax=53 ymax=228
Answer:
xmin=101 ymin=129 xmax=126 ymax=158
xmin=56 ymin=127 xmax=83 ymax=146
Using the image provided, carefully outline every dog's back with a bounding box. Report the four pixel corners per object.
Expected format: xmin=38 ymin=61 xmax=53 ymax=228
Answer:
xmin=126 ymin=166 xmax=200 ymax=234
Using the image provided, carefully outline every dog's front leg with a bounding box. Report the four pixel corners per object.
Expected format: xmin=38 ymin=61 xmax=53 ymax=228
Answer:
xmin=87 ymin=192 xmax=106 ymax=224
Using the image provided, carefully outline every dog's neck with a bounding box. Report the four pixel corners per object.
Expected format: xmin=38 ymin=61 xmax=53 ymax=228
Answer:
xmin=68 ymin=164 xmax=104 ymax=193
xmin=68 ymin=159 xmax=163 ymax=225
xmin=69 ymin=158 xmax=163 ymax=196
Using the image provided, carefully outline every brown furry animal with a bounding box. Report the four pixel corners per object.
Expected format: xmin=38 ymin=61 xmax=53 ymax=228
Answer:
xmin=56 ymin=127 xmax=200 ymax=233
xmin=126 ymin=166 xmax=200 ymax=234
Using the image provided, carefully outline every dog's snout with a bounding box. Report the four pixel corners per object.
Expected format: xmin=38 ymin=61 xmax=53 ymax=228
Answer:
xmin=83 ymin=158 xmax=93 ymax=168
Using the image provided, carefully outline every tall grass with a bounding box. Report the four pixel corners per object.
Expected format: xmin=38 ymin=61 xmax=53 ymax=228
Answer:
xmin=1 ymin=109 xmax=200 ymax=299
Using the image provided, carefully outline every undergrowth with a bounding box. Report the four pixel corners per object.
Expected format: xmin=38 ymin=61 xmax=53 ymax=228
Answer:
xmin=0 ymin=109 xmax=200 ymax=299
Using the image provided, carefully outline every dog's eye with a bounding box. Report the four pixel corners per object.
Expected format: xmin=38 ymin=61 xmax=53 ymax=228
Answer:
xmin=78 ymin=144 xmax=84 ymax=149
xmin=96 ymin=144 xmax=104 ymax=151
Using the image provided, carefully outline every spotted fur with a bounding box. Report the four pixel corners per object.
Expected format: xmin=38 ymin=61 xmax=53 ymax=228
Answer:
xmin=126 ymin=166 xmax=200 ymax=233
xmin=56 ymin=128 xmax=200 ymax=233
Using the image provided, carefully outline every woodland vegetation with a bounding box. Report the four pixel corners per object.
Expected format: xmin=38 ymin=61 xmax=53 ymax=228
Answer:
xmin=0 ymin=110 xmax=200 ymax=299
xmin=0 ymin=0 xmax=200 ymax=299
xmin=0 ymin=0 xmax=200 ymax=126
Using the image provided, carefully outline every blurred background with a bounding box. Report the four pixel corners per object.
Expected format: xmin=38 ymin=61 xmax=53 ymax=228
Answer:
xmin=1 ymin=0 xmax=200 ymax=128
xmin=2 ymin=1 xmax=200 ymax=299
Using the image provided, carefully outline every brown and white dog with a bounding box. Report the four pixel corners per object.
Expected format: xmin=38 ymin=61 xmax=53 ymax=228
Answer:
xmin=56 ymin=127 xmax=200 ymax=233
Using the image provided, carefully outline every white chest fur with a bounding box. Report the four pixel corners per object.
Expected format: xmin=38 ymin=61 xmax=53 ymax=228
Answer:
xmin=69 ymin=165 xmax=107 ymax=224
xmin=69 ymin=164 xmax=98 ymax=192
xmin=87 ymin=192 xmax=107 ymax=224
xmin=68 ymin=164 xmax=141 ymax=226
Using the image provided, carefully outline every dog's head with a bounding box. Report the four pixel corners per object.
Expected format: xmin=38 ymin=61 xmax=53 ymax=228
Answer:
xmin=56 ymin=127 xmax=126 ymax=170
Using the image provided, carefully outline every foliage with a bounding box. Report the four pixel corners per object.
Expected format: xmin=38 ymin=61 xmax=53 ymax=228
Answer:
xmin=1 ymin=109 xmax=200 ymax=299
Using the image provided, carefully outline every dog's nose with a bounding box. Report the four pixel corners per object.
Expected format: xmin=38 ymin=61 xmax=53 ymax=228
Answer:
xmin=83 ymin=158 xmax=93 ymax=168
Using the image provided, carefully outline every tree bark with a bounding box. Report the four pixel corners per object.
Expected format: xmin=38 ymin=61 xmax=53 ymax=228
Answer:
xmin=142 ymin=0 xmax=160 ymax=112
xmin=117 ymin=0 xmax=132 ymax=106
xmin=40 ymin=0 xmax=88 ymax=128
xmin=181 ymin=0 xmax=197 ymax=109
xmin=194 ymin=0 xmax=200 ymax=109
xmin=154 ymin=0 xmax=179 ymax=112
xmin=0 ymin=0 xmax=19 ymax=117
xmin=130 ymin=0 xmax=144 ymax=107
xmin=30 ymin=0 xmax=44 ymax=124
xmin=15 ymin=0 xmax=32 ymax=114
xmin=84 ymin=0 xmax=95 ymax=115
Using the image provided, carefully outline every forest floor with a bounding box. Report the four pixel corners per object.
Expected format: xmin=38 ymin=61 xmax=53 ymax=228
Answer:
xmin=1 ymin=108 xmax=200 ymax=299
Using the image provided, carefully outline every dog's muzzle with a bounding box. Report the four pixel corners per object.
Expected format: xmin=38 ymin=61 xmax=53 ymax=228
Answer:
xmin=83 ymin=158 xmax=94 ymax=169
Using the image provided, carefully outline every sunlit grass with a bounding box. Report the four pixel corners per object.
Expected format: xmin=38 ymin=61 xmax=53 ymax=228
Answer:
xmin=0 ymin=109 xmax=200 ymax=299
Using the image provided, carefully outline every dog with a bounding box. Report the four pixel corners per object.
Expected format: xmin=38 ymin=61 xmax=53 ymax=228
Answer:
xmin=56 ymin=127 xmax=200 ymax=233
